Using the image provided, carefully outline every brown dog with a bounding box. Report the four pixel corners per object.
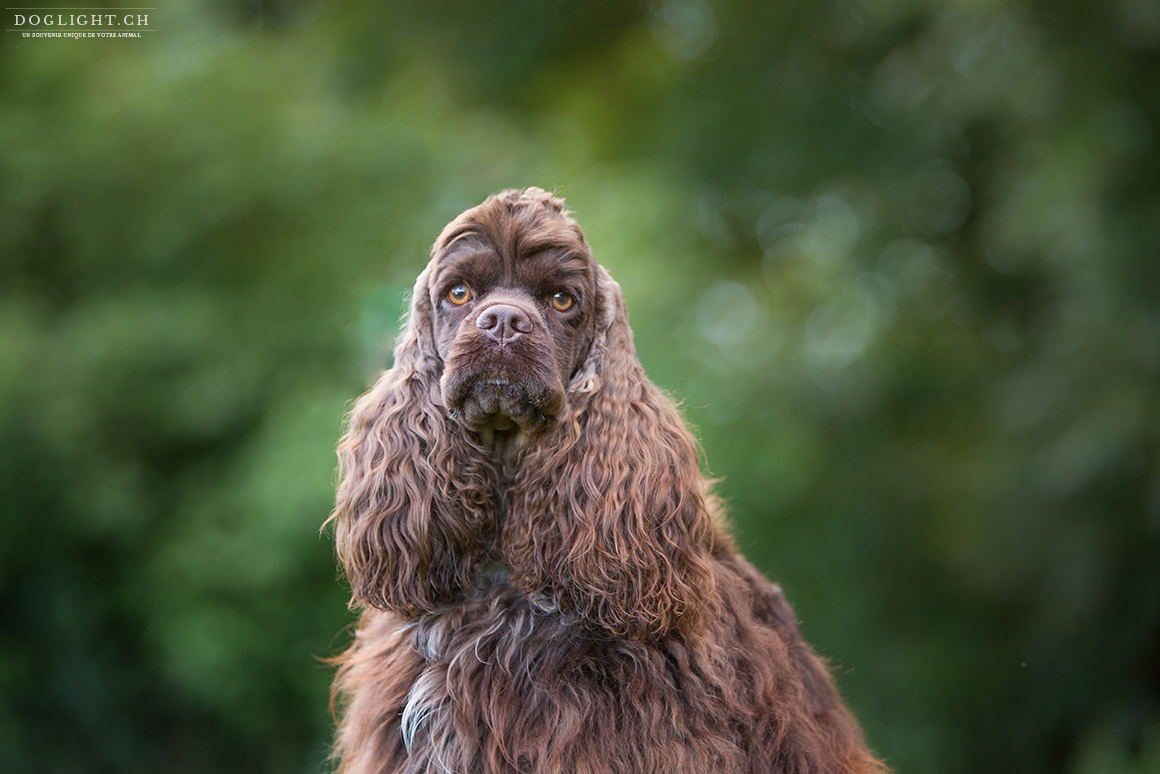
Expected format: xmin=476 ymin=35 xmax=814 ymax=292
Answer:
xmin=327 ymin=188 xmax=888 ymax=774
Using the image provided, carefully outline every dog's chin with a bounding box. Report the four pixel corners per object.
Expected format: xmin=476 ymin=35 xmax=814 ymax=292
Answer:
xmin=444 ymin=372 xmax=564 ymax=434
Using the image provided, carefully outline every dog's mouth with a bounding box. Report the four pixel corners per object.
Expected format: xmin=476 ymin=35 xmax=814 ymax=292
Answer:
xmin=442 ymin=365 xmax=563 ymax=434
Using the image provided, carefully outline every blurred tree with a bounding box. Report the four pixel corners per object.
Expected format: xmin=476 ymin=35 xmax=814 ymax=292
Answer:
xmin=1 ymin=1 xmax=1157 ymax=773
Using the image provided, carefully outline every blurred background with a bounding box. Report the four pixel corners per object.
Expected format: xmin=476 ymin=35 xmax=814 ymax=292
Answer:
xmin=2 ymin=0 xmax=1159 ymax=772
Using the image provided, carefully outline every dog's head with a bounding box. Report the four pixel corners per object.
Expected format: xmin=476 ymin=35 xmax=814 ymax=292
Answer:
xmin=428 ymin=189 xmax=600 ymax=434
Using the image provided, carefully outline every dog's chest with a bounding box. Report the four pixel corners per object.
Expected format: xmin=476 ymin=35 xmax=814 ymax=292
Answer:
xmin=393 ymin=597 xmax=743 ymax=774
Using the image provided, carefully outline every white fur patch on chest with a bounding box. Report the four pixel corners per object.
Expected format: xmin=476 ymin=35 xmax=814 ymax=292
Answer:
xmin=400 ymin=661 xmax=449 ymax=754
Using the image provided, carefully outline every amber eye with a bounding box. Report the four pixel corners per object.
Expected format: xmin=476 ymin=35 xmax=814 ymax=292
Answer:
xmin=550 ymin=292 xmax=574 ymax=312
xmin=447 ymin=285 xmax=472 ymax=305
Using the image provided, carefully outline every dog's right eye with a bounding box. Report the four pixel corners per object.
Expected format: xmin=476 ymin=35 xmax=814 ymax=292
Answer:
xmin=448 ymin=285 xmax=472 ymax=305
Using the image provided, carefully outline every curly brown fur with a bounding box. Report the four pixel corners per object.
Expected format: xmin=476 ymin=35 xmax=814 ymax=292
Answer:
xmin=327 ymin=188 xmax=888 ymax=774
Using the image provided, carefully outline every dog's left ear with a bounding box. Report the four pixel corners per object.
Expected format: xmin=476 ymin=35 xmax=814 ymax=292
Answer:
xmin=503 ymin=266 xmax=718 ymax=640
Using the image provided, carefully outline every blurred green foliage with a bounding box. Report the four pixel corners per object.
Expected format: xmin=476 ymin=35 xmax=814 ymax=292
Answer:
xmin=2 ymin=0 xmax=1158 ymax=772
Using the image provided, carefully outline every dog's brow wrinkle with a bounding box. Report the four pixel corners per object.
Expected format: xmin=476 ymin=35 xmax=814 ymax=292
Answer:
xmin=439 ymin=250 xmax=498 ymax=276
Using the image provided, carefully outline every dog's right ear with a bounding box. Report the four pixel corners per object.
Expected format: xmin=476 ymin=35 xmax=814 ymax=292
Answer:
xmin=327 ymin=265 xmax=496 ymax=615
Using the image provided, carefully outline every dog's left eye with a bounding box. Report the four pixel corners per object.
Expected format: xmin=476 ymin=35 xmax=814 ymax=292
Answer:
xmin=550 ymin=292 xmax=574 ymax=312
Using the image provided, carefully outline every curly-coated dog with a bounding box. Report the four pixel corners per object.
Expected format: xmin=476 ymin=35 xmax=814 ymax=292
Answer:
xmin=327 ymin=188 xmax=888 ymax=774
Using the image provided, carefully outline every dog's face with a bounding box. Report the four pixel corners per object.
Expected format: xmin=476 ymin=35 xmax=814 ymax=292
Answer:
xmin=430 ymin=200 xmax=598 ymax=433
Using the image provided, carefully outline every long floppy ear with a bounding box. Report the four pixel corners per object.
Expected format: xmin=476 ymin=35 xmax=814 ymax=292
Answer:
xmin=328 ymin=265 xmax=496 ymax=615
xmin=503 ymin=266 xmax=718 ymax=640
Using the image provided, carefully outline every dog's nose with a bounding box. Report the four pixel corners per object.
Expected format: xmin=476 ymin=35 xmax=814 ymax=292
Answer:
xmin=476 ymin=304 xmax=532 ymax=344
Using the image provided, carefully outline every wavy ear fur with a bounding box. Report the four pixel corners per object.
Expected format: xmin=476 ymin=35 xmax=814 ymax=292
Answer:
xmin=503 ymin=266 xmax=719 ymax=639
xmin=329 ymin=265 xmax=496 ymax=614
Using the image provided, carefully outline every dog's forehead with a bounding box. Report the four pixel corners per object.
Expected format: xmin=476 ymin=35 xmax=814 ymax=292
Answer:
xmin=433 ymin=224 xmax=594 ymax=293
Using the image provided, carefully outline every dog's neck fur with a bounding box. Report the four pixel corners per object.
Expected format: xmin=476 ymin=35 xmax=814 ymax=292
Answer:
xmin=462 ymin=425 xmax=530 ymax=595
